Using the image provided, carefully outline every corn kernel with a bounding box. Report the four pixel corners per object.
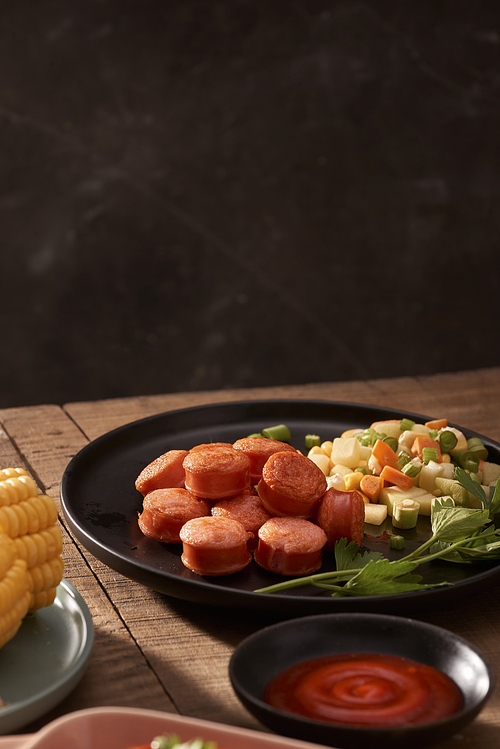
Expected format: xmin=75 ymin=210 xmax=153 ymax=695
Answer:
xmin=344 ymin=472 xmax=363 ymax=491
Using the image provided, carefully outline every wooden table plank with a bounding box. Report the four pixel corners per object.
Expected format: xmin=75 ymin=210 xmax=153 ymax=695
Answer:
xmin=0 ymin=405 xmax=176 ymax=732
xmin=1 ymin=368 xmax=500 ymax=745
xmin=63 ymin=367 xmax=500 ymax=444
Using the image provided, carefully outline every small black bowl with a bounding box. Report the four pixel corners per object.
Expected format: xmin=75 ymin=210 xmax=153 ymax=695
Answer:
xmin=229 ymin=613 xmax=495 ymax=749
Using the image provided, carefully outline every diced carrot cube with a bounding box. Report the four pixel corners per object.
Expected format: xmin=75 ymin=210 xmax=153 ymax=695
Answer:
xmin=360 ymin=474 xmax=383 ymax=503
xmin=424 ymin=418 xmax=448 ymax=430
xmin=410 ymin=435 xmax=442 ymax=462
xmin=371 ymin=439 xmax=398 ymax=470
xmin=380 ymin=465 xmax=415 ymax=490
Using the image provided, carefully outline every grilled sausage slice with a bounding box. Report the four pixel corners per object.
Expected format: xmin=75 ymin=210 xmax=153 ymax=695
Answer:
xmin=254 ymin=516 xmax=327 ymax=576
xmin=135 ymin=449 xmax=189 ymax=496
xmin=182 ymin=445 xmax=250 ymax=501
xmin=179 ymin=516 xmax=252 ymax=576
xmin=257 ymin=451 xmax=327 ymax=518
xmin=138 ymin=487 xmax=211 ymax=543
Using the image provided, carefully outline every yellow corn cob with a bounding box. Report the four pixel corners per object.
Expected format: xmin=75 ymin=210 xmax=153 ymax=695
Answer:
xmin=0 ymin=534 xmax=18 ymax=579
xmin=0 ymin=495 xmax=58 ymax=538
xmin=28 ymin=556 xmax=64 ymax=597
xmin=0 ymin=468 xmax=29 ymax=481
xmin=0 ymin=587 xmax=31 ymax=648
xmin=30 ymin=587 xmax=57 ymax=611
xmin=0 ymin=468 xmax=65 ymax=633
xmin=0 ymin=558 xmax=31 ymax=616
xmin=0 ymin=475 xmax=38 ymax=507
xmin=14 ymin=525 xmax=63 ymax=569
xmin=0 ymin=532 xmax=30 ymax=649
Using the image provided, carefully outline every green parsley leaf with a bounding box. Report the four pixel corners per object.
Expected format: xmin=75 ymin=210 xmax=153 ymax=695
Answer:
xmin=333 ymin=558 xmax=446 ymax=597
xmin=334 ymin=537 xmax=384 ymax=571
xmin=430 ymin=505 xmax=490 ymax=543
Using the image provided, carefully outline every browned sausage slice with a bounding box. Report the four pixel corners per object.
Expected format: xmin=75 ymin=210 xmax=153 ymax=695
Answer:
xmin=138 ymin=487 xmax=211 ymax=543
xmin=233 ymin=437 xmax=297 ymax=485
xmin=211 ymin=490 xmax=273 ymax=550
xmin=182 ymin=445 xmax=250 ymax=501
xmin=179 ymin=516 xmax=252 ymax=576
xmin=254 ymin=517 xmax=327 ymax=576
xmin=316 ymin=487 xmax=365 ymax=549
xmin=135 ymin=449 xmax=189 ymax=496
xmin=257 ymin=451 xmax=327 ymax=518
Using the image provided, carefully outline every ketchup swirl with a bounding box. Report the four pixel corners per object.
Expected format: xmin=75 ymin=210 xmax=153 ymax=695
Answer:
xmin=264 ymin=653 xmax=463 ymax=727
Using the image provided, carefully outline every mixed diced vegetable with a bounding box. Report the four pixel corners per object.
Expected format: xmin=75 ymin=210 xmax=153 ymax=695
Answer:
xmin=304 ymin=416 xmax=500 ymax=531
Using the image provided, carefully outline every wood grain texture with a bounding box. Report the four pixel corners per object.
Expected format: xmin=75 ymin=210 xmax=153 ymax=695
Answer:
xmin=1 ymin=368 xmax=500 ymax=744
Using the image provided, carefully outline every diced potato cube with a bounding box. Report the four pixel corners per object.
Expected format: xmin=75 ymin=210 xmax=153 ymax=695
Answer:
xmin=399 ymin=431 xmax=417 ymax=451
xmin=359 ymin=445 xmax=372 ymax=461
xmin=330 ymin=437 xmax=361 ymax=469
xmin=412 ymin=424 xmax=431 ymax=435
xmin=331 ymin=463 xmax=355 ymax=477
xmin=370 ymin=421 xmax=402 ymax=440
xmin=379 ymin=486 xmax=427 ymax=516
xmin=411 ymin=493 xmax=435 ymax=516
xmin=418 ymin=461 xmax=444 ymax=493
xmin=482 ymin=461 xmax=500 ymax=486
xmin=364 ymin=503 xmax=388 ymax=525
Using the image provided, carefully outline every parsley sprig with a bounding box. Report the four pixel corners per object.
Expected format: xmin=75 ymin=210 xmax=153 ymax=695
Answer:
xmin=254 ymin=478 xmax=500 ymax=598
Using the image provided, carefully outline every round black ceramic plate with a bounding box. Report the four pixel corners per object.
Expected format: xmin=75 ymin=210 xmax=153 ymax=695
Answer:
xmin=60 ymin=399 xmax=500 ymax=615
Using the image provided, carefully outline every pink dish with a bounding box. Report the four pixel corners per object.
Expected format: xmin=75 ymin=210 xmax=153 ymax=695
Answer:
xmin=6 ymin=706 xmax=326 ymax=749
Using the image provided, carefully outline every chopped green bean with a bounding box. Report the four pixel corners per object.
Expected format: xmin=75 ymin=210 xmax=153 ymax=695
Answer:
xmin=262 ymin=424 xmax=291 ymax=442
xmin=422 ymin=447 xmax=438 ymax=464
xmin=400 ymin=418 xmax=415 ymax=431
xmin=383 ymin=436 xmax=399 ymax=452
xmin=438 ymin=430 xmax=458 ymax=453
xmin=390 ymin=535 xmax=405 ymax=550
xmin=305 ymin=434 xmax=321 ymax=449
xmin=402 ymin=462 xmax=421 ymax=478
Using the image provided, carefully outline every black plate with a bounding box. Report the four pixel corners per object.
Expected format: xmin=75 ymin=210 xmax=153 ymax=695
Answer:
xmin=60 ymin=399 xmax=500 ymax=615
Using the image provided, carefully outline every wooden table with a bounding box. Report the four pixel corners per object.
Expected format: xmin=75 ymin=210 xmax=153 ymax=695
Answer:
xmin=1 ymin=367 xmax=500 ymax=747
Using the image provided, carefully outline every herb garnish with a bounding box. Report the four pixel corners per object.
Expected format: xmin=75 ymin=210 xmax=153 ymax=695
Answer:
xmin=254 ymin=477 xmax=500 ymax=597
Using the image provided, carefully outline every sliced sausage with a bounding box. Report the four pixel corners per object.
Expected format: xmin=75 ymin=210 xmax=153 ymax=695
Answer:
xmin=257 ymin=450 xmax=327 ymax=518
xmin=138 ymin=488 xmax=211 ymax=543
xmin=211 ymin=490 xmax=273 ymax=550
xmin=189 ymin=442 xmax=234 ymax=452
xmin=182 ymin=445 xmax=250 ymax=501
xmin=179 ymin=516 xmax=252 ymax=576
xmin=254 ymin=517 xmax=327 ymax=576
xmin=233 ymin=437 xmax=297 ymax=485
xmin=135 ymin=449 xmax=188 ymax=496
xmin=316 ymin=487 xmax=365 ymax=549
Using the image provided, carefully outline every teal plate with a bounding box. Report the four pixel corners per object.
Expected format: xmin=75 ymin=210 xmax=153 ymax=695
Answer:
xmin=0 ymin=579 xmax=94 ymax=734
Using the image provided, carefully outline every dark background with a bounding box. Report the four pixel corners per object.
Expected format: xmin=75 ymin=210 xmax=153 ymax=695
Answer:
xmin=1 ymin=1 xmax=499 ymax=409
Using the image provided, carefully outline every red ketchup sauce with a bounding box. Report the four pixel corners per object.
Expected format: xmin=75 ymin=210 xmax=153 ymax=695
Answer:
xmin=264 ymin=653 xmax=463 ymax=728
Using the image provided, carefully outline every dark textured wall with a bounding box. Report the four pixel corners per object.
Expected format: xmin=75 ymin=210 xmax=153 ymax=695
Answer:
xmin=1 ymin=1 xmax=499 ymax=408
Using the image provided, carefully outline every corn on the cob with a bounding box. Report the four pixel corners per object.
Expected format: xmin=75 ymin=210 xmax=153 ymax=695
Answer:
xmin=0 ymin=468 xmax=28 ymax=481
xmin=28 ymin=556 xmax=64 ymax=596
xmin=0 ymin=467 xmax=64 ymax=630
xmin=0 ymin=495 xmax=59 ymax=538
xmin=14 ymin=526 xmax=63 ymax=568
xmin=30 ymin=586 xmax=57 ymax=611
xmin=0 ymin=533 xmax=30 ymax=648
xmin=0 ymin=475 xmax=39 ymax=507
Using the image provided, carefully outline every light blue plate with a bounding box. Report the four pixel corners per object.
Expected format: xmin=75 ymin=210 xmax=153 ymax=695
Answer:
xmin=0 ymin=578 xmax=94 ymax=734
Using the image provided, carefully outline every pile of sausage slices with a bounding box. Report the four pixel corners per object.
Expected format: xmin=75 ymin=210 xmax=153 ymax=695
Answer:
xmin=135 ymin=437 xmax=364 ymax=577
